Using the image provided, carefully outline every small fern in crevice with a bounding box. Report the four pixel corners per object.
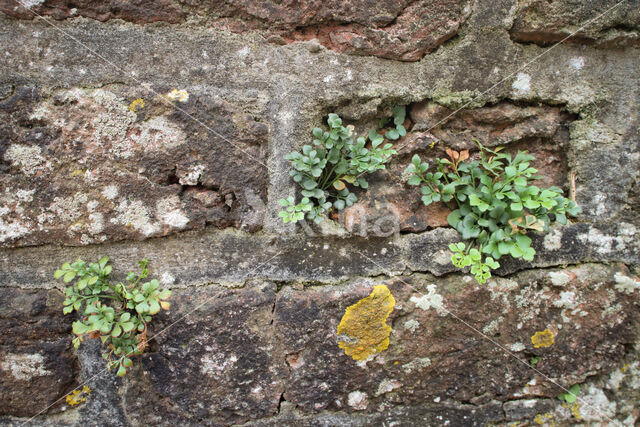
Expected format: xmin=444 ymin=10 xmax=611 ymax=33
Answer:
xmin=279 ymin=108 xmax=403 ymax=223
xmin=405 ymin=141 xmax=581 ymax=283
xmin=56 ymin=257 xmax=171 ymax=376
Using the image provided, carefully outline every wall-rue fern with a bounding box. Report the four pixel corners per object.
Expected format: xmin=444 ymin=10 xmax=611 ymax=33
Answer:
xmin=55 ymin=257 xmax=171 ymax=376
xmin=405 ymin=141 xmax=581 ymax=283
xmin=279 ymin=107 xmax=404 ymax=223
xmin=558 ymin=384 xmax=581 ymax=403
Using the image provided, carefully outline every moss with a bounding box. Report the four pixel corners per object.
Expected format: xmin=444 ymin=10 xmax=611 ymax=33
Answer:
xmin=430 ymin=88 xmax=487 ymax=109
xmin=337 ymin=285 xmax=395 ymax=361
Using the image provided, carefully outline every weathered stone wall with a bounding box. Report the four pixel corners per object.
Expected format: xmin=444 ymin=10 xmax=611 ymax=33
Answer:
xmin=0 ymin=0 xmax=639 ymax=425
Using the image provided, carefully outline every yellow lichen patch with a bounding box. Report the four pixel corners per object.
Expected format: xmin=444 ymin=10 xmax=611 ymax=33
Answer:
xmin=337 ymin=285 xmax=395 ymax=361
xmin=65 ymin=385 xmax=91 ymax=406
xmin=165 ymin=89 xmax=189 ymax=103
xmin=128 ymin=98 xmax=145 ymax=112
xmin=534 ymin=412 xmax=555 ymax=426
xmin=531 ymin=329 xmax=555 ymax=348
xmin=563 ymin=402 xmax=582 ymax=420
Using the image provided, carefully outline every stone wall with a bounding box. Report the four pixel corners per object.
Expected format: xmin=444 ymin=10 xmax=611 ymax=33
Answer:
xmin=1 ymin=0 xmax=639 ymax=425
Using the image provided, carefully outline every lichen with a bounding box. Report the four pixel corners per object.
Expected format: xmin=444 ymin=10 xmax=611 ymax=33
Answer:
xmin=577 ymin=224 xmax=636 ymax=256
xmin=101 ymin=185 xmax=119 ymax=200
xmin=20 ymin=0 xmax=45 ymax=9
xmin=601 ymin=289 xmax=622 ymax=323
xmin=553 ymin=291 xmax=577 ymax=309
xmin=337 ymin=285 xmax=395 ymax=361
xmin=117 ymin=115 xmax=185 ymax=158
xmin=128 ymin=98 xmax=145 ymax=112
xmin=48 ymin=193 xmax=88 ymax=223
xmin=531 ymin=329 xmax=554 ymax=348
xmin=562 ymin=402 xmax=582 ymax=420
xmin=577 ymin=385 xmax=616 ymax=421
xmin=0 ymin=205 xmax=31 ymax=243
xmin=156 ymin=196 xmax=189 ymax=228
xmin=87 ymin=212 xmax=104 ymax=235
xmin=482 ymin=316 xmax=504 ymax=335
xmin=65 ymin=385 xmax=91 ymax=406
xmin=110 ymin=199 xmax=158 ymax=236
xmin=512 ymin=73 xmax=531 ymax=96
xmin=200 ymin=353 xmax=238 ymax=375
xmin=510 ymin=342 xmax=525 ymax=352
xmin=401 ymin=357 xmax=431 ymax=373
xmin=166 ymin=89 xmax=189 ymax=103
xmin=614 ymin=272 xmax=640 ymax=294
xmin=375 ymin=378 xmax=401 ymax=396
xmin=0 ymin=353 xmax=50 ymax=380
xmin=403 ymin=319 xmax=420 ymax=333
xmin=533 ymin=411 xmax=554 ymax=425
xmin=0 ymin=187 xmax=36 ymax=242
xmin=177 ymin=164 xmax=205 ymax=186
xmin=347 ymin=390 xmax=368 ymax=410
xmin=543 ymin=228 xmax=563 ymax=251
xmin=3 ymin=144 xmax=51 ymax=176
xmin=409 ymin=284 xmax=446 ymax=315
xmin=548 ymin=271 xmax=571 ymax=287
xmin=570 ymin=119 xmax=619 ymax=148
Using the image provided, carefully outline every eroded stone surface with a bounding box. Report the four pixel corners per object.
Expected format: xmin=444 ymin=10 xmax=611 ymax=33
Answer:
xmin=510 ymin=0 xmax=640 ymax=47
xmin=0 ymin=0 xmax=639 ymax=424
xmin=122 ymin=283 xmax=285 ymax=425
xmin=0 ymin=0 xmax=183 ymax=23
xmin=1 ymin=0 xmax=473 ymax=61
xmin=247 ymin=402 xmax=505 ymax=426
xmin=0 ymin=288 xmax=76 ymax=417
xmin=2 ymin=264 xmax=639 ymax=424
xmin=270 ymin=263 xmax=638 ymax=417
xmin=0 ymin=231 xmax=406 ymax=288
xmin=0 ymin=86 xmax=268 ymax=247
xmin=230 ymin=0 xmax=474 ymax=61
xmin=407 ymin=222 xmax=640 ymax=276
xmin=1 ymin=223 xmax=638 ymax=297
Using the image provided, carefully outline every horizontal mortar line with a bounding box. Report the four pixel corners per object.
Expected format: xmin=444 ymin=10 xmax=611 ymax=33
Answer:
xmin=235 ymin=401 xmax=506 ymax=426
xmin=0 ymin=237 xmax=635 ymax=263
xmin=406 ymin=257 xmax=640 ymax=278
xmin=1 ymin=400 xmax=506 ymax=427
xmin=0 ymin=260 xmax=632 ymax=292
xmin=0 ymin=228 xmax=402 ymax=252
xmin=405 ymin=259 xmax=634 ymax=276
xmin=0 ymin=222 xmax=636 ymax=284
xmin=0 ymin=217 xmax=631 ymax=251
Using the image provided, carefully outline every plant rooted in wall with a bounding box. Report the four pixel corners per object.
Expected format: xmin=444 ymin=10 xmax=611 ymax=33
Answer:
xmin=55 ymin=257 xmax=171 ymax=376
xmin=405 ymin=141 xmax=581 ymax=283
xmin=279 ymin=108 xmax=403 ymax=223
xmin=558 ymin=384 xmax=581 ymax=403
